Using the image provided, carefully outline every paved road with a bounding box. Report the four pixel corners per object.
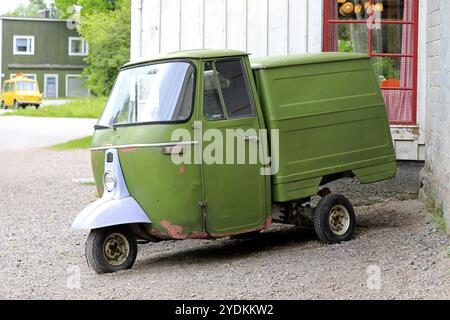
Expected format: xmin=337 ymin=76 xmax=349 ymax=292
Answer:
xmin=0 ymin=116 xmax=97 ymax=151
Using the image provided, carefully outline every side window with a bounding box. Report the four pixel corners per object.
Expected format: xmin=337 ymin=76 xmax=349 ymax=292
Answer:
xmin=203 ymin=62 xmax=226 ymax=120
xmin=4 ymin=83 xmax=10 ymax=92
xmin=203 ymin=59 xmax=255 ymax=120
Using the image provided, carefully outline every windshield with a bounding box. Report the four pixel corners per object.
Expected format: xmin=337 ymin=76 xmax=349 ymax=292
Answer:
xmin=16 ymin=81 xmax=37 ymax=91
xmin=98 ymin=62 xmax=195 ymax=126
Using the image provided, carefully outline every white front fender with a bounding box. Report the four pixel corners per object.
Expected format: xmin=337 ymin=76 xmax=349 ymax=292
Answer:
xmin=72 ymin=149 xmax=151 ymax=231
xmin=71 ymin=196 xmax=151 ymax=230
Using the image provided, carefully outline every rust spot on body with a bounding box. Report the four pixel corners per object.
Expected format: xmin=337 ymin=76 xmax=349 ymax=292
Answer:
xmin=265 ymin=215 xmax=272 ymax=228
xmin=157 ymin=216 xmax=272 ymax=240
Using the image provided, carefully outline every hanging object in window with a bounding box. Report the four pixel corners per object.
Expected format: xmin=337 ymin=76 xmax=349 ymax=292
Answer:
xmin=338 ymin=2 xmax=354 ymax=17
xmin=337 ymin=1 xmax=384 ymax=19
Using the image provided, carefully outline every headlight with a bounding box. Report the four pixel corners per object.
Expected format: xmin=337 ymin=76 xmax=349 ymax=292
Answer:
xmin=103 ymin=171 xmax=115 ymax=192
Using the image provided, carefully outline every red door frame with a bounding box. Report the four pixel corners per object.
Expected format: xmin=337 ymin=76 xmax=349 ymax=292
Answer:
xmin=323 ymin=0 xmax=419 ymax=125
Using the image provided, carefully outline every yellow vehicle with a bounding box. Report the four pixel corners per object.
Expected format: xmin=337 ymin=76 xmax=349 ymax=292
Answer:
xmin=1 ymin=75 xmax=43 ymax=109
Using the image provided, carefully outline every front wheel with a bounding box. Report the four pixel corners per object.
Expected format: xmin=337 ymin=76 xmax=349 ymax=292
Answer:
xmin=85 ymin=226 xmax=137 ymax=274
xmin=314 ymin=194 xmax=355 ymax=244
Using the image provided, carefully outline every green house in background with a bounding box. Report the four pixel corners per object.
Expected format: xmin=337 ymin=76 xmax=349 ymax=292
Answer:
xmin=0 ymin=17 xmax=89 ymax=98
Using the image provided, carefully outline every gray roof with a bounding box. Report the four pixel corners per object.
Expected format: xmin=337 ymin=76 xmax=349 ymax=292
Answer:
xmin=0 ymin=16 xmax=68 ymax=22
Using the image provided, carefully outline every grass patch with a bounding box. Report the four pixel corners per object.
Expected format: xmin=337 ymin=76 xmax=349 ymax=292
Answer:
xmin=50 ymin=136 xmax=92 ymax=151
xmin=80 ymin=181 xmax=96 ymax=186
xmin=1 ymin=97 xmax=106 ymax=119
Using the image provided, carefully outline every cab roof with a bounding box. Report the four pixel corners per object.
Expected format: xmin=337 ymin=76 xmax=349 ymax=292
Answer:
xmin=251 ymin=52 xmax=369 ymax=70
xmin=123 ymin=49 xmax=248 ymax=68
xmin=122 ymin=50 xmax=369 ymax=70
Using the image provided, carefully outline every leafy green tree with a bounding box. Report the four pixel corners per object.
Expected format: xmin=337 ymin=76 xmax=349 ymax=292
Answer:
xmin=55 ymin=0 xmax=123 ymax=18
xmin=53 ymin=0 xmax=130 ymax=96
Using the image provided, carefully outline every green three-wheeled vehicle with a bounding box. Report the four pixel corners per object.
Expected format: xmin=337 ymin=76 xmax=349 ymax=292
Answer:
xmin=72 ymin=50 xmax=396 ymax=273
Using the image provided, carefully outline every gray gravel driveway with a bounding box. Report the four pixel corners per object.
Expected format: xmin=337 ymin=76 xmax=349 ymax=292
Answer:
xmin=0 ymin=148 xmax=448 ymax=300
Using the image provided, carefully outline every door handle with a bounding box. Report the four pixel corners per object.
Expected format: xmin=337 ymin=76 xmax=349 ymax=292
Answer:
xmin=244 ymin=136 xmax=259 ymax=143
xmin=161 ymin=145 xmax=185 ymax=155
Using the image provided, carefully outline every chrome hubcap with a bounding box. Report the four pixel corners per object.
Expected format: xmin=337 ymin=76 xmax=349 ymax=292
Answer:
xmin=328 ymin=205 xmax=350 ymax=236
xmin=103 ymin=233 xmax=130 ymax=266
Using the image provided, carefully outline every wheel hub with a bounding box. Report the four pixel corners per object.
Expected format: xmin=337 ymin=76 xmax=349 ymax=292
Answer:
xmin=328 ymin=205 xmax=350 ymax=236
xmin=103 ymin=233 xmax=130 ymax=266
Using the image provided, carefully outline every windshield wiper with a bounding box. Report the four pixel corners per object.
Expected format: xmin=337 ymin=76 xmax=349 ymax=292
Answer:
xmin=94 ymin=124 xmax=116 ymax=130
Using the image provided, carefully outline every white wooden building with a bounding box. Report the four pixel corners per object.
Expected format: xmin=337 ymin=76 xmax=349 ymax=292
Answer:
xmin=130 ymin=0 xmax=428 ymax=161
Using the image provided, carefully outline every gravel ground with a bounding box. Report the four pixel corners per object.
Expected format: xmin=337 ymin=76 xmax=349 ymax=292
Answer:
xmin=0 ymin=149 xmax=449 ymax=300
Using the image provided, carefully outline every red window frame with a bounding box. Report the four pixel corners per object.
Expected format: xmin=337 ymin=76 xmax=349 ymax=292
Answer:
xmin=323 ymin=0 xmax=419 ymax=125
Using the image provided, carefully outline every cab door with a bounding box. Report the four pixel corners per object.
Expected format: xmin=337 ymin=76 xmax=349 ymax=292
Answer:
xmin=201 ymin=58 xmax=266 ymax=235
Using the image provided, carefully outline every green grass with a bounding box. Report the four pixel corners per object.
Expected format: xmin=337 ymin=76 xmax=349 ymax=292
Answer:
xmin=50 ymin=136 xmax=92 ymax=151
xmin=2 ymin=97 xmax=107 ymax=119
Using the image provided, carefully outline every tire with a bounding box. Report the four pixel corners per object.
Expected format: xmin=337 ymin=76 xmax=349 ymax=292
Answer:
xmin=313 ymin=194 xmax=355 ymax=244
xmin=85 ymin=226 xmax=137 ymax=274
xmin=14 ymin=100 xmax=19 ymax=109
xmin=35 ymin=104 xmax=40 ymax=109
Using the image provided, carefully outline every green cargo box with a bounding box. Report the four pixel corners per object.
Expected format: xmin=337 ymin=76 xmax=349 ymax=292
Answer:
xmin=251 ymin=53 xmax=397 ymax=203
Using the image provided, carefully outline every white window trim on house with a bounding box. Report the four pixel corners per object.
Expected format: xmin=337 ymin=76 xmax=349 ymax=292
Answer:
xmin=10 ymin=73 xmax=37 ymax=80
xmin=44 ymin=74 xmax=59 ymax=99
xmin=13 ymin=35 xmax=35 ymax=55
xmin=68 ymin=37 xmax=89 ymax=56
xmin=65 ymin=74 xmax=90 ymax=97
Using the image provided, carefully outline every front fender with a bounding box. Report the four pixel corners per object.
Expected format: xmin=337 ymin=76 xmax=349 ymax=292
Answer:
xmin=71 ymin=196 xmax=151 ymax=230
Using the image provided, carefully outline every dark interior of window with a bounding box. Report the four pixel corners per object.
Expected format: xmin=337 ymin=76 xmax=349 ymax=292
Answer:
xmin=203 ymin=59 xmax=255 ymax=120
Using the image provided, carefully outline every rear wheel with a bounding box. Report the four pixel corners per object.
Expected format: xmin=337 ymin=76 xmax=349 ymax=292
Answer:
xmin=85 ymin=226 xmax=137 ymax=274
xmin=314 ymin=194 xmax=355 ymax=244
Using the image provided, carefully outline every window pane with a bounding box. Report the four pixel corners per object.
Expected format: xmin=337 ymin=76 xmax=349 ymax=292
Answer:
xmin=372 ymin=24 xmax=413 ymax=54
xmin=335 ymin=24 xmax=369 ymax=53
xmin=71 ymin=39 xmax=82 ymax=53
xmin=327 ymin=0 xmax=368 ymax=21
xmin=16 ymin=38 xmax=29 ymax=52
xmin=214 ymin=60 xmax=255 ymax=119
xmin=378 ymin=0 xmax=415 ymax=22
xmin=373 ymin=56 xmax=413 ymax=87
xmin=16 ymin=81 xmax=37 ymax=91
xmin=328 ymin=0 xmax=413 ymax=21
xmin=382 ymin=89 xmax=413 ymax=123
xmin=203 ymin=63 xmax=225 ymax=120
xmin=99 ymin=62 xmax=195 ymax=126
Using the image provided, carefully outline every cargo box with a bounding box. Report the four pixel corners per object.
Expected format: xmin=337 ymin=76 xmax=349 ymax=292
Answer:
xmin=252 ymin=53 xmax=397 ymax=202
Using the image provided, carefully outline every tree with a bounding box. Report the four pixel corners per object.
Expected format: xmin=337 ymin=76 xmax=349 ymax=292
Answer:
xmin=55 ymin=0 xmax=123 ymax=18
xmin=5 ymin=0 xmax=49 ymax=17
xmin=56 ymin=0 xmax=131 ymax=96
xmin=53 ymin=0 xmax=130 ymax=96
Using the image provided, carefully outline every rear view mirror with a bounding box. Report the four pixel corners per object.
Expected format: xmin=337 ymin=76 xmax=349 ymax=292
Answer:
xmin=204 ymin=70 xmax=231 ymax=91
